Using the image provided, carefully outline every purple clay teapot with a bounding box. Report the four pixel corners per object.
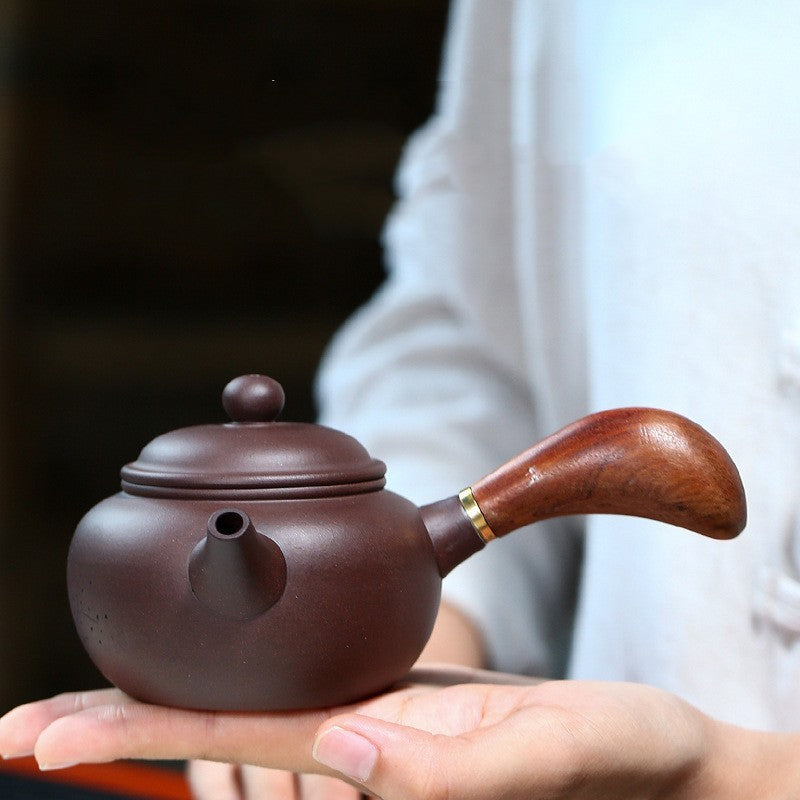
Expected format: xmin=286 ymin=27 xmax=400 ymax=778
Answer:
xmin=68 ymin=375 xmax=746 ymax=711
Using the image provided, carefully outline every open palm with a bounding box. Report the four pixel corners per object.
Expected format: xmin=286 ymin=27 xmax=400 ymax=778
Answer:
xmin=0 ymin=666 xmax=760 ymax=799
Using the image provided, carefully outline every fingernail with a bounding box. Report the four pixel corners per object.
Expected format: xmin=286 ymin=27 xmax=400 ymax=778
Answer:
xmin=2 ymin=751 xmax=34 ymax=760
xmin=313 ymin=726 xmax=378 ymax=783
xmin=36 ymin=759 xmax=79 ymax=771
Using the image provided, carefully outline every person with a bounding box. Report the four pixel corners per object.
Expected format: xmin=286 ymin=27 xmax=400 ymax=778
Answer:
xmin=3 ymin=0 xmax=800 ymax=796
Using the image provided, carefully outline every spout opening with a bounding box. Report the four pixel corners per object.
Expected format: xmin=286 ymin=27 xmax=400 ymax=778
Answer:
xmin=212 ymin=510 xmax=247 ymax=537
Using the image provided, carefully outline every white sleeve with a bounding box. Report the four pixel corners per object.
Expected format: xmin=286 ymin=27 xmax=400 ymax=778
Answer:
xmin=316 ymin=0 xmax=581 ymax=678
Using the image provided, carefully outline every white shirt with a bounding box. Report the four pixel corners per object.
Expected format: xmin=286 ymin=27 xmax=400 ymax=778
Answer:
xmin=316 ymin=0 xmax=800 ymax=731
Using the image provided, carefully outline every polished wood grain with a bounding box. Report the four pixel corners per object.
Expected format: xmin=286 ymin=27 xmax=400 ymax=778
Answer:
xmin=471 ymin=408 xmax=746 ymax=540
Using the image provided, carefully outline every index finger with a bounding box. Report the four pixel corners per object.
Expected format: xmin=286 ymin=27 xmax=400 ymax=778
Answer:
xmin=0 ymin=688 xmax=130 ymax=759
xmin=2 ymin=689 xmax=331 ymax=774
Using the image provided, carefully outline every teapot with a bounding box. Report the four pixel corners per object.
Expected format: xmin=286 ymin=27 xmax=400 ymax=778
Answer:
xmin=68 ymin=374 xmax=746 ymax=711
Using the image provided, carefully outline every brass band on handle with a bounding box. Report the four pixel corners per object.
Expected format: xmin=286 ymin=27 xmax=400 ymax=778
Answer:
xmin=458 ymin=487 xmax=496 ymax=542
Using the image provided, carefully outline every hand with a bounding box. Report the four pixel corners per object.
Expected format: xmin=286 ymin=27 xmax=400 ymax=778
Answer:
xmin=185 ymin=600 xmax=487 ymax=799
xmin=2 ymin=668 xmax=797 ymax=799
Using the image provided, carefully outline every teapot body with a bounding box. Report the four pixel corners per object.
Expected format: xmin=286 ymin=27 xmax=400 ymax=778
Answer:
xmin=65 ymin=375 xmax=747 ymax=712
xmin=68 ymin=489 xmax=441 ymax=710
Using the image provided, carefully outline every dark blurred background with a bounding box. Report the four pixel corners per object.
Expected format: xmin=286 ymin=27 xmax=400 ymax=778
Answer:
xmin=0 ymin=0 xmax=449 ymax=709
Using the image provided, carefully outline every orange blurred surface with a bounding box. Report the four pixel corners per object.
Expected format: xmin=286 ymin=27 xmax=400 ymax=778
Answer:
xmin=0 ymin=755 xmax=191 ymax=799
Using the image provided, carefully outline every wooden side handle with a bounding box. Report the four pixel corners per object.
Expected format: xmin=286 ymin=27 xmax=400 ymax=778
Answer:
xmin=470 ymin=408 xmax=746 ymax=540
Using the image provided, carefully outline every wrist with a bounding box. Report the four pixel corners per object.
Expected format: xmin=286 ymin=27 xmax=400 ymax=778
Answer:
xmin=688 ymin=719 xmax=800 ymax=798
xmin=418 ymin=601 xmax=487 ymax=668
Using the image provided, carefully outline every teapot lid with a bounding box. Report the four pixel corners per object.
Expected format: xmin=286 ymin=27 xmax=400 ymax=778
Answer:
xmin=120 ymin=375 xmax=386 ymax=499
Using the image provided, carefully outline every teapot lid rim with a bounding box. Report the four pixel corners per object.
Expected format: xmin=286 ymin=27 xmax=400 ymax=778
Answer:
xmin=119 ymin=473 xmax=387 ymax=499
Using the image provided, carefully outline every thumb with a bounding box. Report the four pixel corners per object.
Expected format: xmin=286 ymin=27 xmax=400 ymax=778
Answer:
xmin=312 ymin=714 xmax=468 ymax=800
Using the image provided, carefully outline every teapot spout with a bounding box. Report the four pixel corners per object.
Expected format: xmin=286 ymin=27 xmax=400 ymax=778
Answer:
xmin=420 ymin=496 xmax=486 ymax=577
xmin=189 ymin=509 xmax=287 ymax=620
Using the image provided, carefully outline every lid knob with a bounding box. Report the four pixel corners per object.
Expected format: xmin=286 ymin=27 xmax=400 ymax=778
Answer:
xmin=222 ymin=375 xmax=285 ymax=423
